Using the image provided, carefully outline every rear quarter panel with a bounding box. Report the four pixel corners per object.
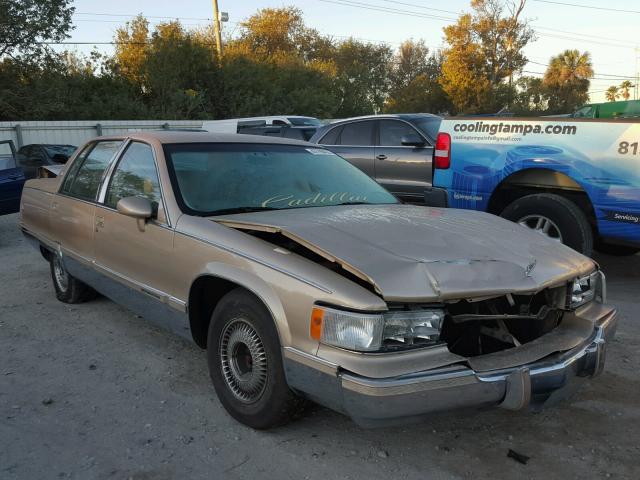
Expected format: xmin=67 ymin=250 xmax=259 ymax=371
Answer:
xmin=19 ymin=179 xmax=61 ymax=243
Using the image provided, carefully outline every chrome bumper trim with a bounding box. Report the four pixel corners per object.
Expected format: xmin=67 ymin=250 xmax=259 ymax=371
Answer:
xmin=284 ymin=306 xmax=617 ymax=427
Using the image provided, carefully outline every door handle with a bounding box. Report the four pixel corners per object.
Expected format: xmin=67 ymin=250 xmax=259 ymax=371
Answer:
xmin=95 ymin=216 xmax=105 ymax=231
xmin=376 ymin=154 xmax=388 ymax=160
xmin=7 ymin=175 xmax=22 ymax=180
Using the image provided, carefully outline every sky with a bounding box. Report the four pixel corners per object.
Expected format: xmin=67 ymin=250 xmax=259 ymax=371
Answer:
xmin=62 ymin=0 xmax=640 ymax=104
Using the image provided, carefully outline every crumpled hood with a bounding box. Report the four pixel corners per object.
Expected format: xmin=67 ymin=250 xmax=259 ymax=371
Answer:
xmin=213 ymin=204 xmax=595 ymax=302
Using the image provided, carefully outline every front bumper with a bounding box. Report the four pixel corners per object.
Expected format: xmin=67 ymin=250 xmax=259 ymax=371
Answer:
xmin=284 ymin=305 xmax=617 ymax=427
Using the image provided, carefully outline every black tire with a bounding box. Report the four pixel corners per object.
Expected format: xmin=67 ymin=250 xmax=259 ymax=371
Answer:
xmin=50 ymin=254 xmax=97 ymax=303
xmin=595 ymin=241 xmax=640 ymax=256
xmin=501 ymin=193 xmax=594 ymax=256
xmin=207 ymin=289 xmax=304 ymax=429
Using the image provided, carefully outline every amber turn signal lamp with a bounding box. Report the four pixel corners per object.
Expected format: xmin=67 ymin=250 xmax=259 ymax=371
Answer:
xmin=310 ymin=307 xmax=324 ymax=340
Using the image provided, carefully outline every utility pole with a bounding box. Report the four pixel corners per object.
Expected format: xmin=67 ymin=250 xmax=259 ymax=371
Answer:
xmin=211 ymin=0 xmax=223 ymax=58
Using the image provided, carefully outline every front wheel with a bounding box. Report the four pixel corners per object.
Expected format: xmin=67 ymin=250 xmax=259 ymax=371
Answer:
xmin=500 ymin=193 xmax=593 ymax=256
xmin=207 ymin=289 xmax=304 ymax=429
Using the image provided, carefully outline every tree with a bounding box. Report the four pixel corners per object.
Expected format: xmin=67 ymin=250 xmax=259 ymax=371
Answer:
xmin=113 ymin=15 xmax=151 ymax=86
xmin=333 ymin=39 xmax=393 ymax=116
xmin=440 ymin=0 xmax=533 ymax=113
xmin=512 ymin=76 xmax=546 ymax=114
xmin=619 ymin=80 xmax=634 ymax=100
xmin=228 ymin=7 xmax=332 ymax=64
xmin=0 ymin=0 xmax=74 ymax=60
xmin=543 ymin=49 xmax=593 ymax=113
xmin=605 ymin=86 xmax=620 ymax=102
xmin=385 ymin=42 xmax=451 ymax=113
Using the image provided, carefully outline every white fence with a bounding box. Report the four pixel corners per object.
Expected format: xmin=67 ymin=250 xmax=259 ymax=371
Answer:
xmin=0 ymin=120 xmax=205 ymax=148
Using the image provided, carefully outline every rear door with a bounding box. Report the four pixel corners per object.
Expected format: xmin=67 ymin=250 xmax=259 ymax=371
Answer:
xmin=0 ymin=140 xmax=25 ymax=215
xmin=374 ymin=119 xmax=433 ymax=202
xmin=318 ymin=120 xmax=376 ymax=177
xmin=53 ymin=140 xmax=123 ymax=264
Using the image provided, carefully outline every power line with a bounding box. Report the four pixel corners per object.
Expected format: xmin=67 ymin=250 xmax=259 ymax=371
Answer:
xmin=527 ymin=60 xmax=636 ymax=79
xmin=318 ymin=0 xmax=637 ymax=48
xmin=75 ymin=12 xmax=215 ymax=21
xmin=317 ymin=0 xmax=457 ymax=22
xmin=531 ymin=0 xmax=640 ymax=14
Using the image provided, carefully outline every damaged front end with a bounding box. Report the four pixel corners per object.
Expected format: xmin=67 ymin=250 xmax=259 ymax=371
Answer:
xmin=284 ymin=272 xmax=616 ymax=427
xmin=213 ymin=209 xmax=616 ymax=426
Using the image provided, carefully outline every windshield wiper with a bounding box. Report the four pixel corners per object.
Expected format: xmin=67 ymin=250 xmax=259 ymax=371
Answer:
xmin=209 ymin=206 xmax=279 ymax=216
xmin=333 ymin=201 xmax=373 ymax=206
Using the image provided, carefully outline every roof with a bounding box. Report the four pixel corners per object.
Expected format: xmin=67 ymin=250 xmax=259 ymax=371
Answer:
xmin=93 ymin=131 xmax=314 ymax=147
xmin=330 ymin=113 xmax=441 ymax=124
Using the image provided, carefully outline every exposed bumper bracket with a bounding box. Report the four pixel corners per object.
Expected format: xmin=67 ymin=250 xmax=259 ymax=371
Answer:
xmin=499 ymin=367 xmax=531 ymax=410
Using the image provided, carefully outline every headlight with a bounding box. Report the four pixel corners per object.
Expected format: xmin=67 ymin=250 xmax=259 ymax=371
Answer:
xmin=568 ymin=270 xmax=605 ymax=308
xmin=310 ymin=306 xmax=444 ymax=352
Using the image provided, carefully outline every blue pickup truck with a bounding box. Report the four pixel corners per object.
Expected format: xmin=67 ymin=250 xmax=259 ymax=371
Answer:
xmin=427 ymin=117 xmax=640 ymax=256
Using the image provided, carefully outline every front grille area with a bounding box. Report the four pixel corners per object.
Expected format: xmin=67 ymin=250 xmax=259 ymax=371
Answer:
xmin=441 ymin=285 xmax=568 ymax=357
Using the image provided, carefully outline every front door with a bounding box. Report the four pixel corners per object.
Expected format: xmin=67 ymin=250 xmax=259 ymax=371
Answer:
xmin=374 ymin=119 xmax=433 ymax=202
xmin=92 ymin=141 xmax=183 ymax=334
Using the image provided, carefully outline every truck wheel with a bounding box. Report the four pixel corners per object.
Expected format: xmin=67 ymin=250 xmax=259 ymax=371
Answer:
xmin=501 ymin=193 xmax=593 ymax=256
xmin=50 ymin=254 xmax=97 ymax=303
xmin=595 ymin=241 xmax=640 ymax=256
xmin=207 ymin=289 xmax=304 ymax=429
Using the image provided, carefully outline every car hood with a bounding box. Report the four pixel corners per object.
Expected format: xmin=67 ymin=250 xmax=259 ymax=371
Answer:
xmin=213 ymin=204 xmax=595 ymax=302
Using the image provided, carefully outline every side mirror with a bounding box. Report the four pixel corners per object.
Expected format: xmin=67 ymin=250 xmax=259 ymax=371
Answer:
xmin=116 ymin=196 xmax=154 ymax=219
xmin=401 ymin=134 xmax=426 ymax=147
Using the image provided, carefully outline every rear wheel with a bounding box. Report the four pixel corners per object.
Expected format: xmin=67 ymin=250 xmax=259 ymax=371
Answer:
xmin=501 ymin=193 xmax=593 ymax=256
xmin=50 ymin=253 xmax=97 ymax=303
xmin=207 ymin=289 xmax=304 ymax=429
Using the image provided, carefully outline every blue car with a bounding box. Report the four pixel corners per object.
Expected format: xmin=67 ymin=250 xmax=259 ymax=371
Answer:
xmin=0 ymin=140 xmax=26 ymax=216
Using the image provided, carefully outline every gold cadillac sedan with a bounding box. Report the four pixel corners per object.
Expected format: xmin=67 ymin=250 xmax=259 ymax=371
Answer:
xmin=19 ymin=132 xmax=617 ymax=428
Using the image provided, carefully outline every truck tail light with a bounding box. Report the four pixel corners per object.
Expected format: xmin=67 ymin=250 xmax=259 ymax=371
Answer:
xmin=434 ymin=132 xmax=451 ymax=169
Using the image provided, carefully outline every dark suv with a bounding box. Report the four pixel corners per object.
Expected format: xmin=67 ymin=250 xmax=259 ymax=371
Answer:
xmin=310 ymin=114 xmax=441 ymax=202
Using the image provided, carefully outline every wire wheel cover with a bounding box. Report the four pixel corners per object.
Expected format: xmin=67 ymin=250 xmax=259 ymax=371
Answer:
xmin=219 ymin=319 xmax=268 ymax=403
xmin=53 ymin=255 xmax=69 ymax=291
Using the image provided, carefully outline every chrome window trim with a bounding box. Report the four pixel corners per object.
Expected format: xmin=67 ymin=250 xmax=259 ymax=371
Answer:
xmin=175 ymin=229 xmax=333 ymax=294
xmin=98 ymin=139 xmax=172 ymax=227
xmin=59 ymin=138 xmax=128 ymax=202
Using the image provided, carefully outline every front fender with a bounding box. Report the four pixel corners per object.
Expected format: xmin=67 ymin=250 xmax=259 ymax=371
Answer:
xmin=192 ymin=262 xmax=293 ymax=346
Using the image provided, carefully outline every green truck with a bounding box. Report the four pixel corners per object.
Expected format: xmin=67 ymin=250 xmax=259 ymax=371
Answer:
xmin=572 ymin=100 xmax=640 ymax=119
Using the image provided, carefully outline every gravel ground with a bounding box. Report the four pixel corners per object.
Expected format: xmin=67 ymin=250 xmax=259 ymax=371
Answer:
xmin=1 ymin=212 xmax=639 ymax=480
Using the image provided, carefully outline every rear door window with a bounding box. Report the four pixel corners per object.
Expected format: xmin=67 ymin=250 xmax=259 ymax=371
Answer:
xmin=339 ymin=121 xmax=375 ymax=146
xmin=61 ymin=140 xmax=122 ymax=201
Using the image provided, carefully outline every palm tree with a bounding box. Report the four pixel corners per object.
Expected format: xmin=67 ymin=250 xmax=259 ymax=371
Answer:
xmin=619 ymin=80 xmax=634 ymax=100
xmin=543 ymin=50 xmax=594 ymax=112
xmin=605 ymin=86 xmax=620 ymax=102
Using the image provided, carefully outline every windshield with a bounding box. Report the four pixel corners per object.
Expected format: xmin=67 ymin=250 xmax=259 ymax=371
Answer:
xmin=412 ymin=117 xmax=442 ymax=141
xmin=287 ymin=117 xmax=323 ymax=126
xmin=44 ymin=145 xmax=76 ymax=159
xmin=164 ymin=143 xmax=397 ymax=216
